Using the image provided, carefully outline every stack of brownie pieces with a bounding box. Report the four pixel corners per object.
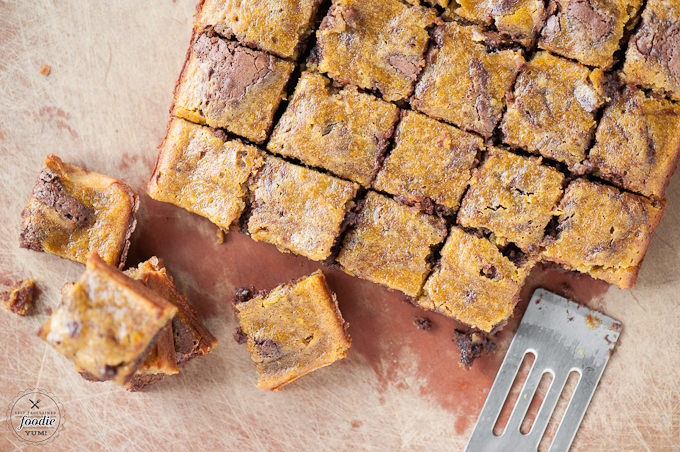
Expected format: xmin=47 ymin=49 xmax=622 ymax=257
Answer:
xmin=150 ymin=0 xmax=680 ymax=334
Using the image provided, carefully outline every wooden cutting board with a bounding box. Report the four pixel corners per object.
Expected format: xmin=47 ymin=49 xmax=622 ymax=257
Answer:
xmin=1 ymin=1 xmax=679 ymax=450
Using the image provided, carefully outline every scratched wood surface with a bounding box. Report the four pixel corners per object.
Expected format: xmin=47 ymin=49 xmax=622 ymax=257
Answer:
xmin=0 ymin=1 xmax=679 ymax=451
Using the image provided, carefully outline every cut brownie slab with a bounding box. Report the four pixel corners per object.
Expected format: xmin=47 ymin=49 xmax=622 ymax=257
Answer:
xmin=501 ymin=51 xmax=605 ymax=169
xmin=247 ymin=156 xmax=359 ymax=261
xmin=195 ymin=0 xmax=323 ymax=60
xmin=312 ymin=0 xmax=436 ymax=102
xmin=446 ymin=0 xmax=548 ymax=48
xmin=541 ymin=179 xmax=665 ymax=289
xmin=268 ymin=72 xmax=400 ymax=187
xmin=172 ymin=30 xmax=294 ymax=143
xmin=539 ymin=0 xmax=642 ymax=69
xmin=39 ymin=253 xmax=177 ymax=386
xmin=417 ymin=226 xmax=530 ymax=332
xmin=336 ymin=192 xmax=448 ymax=297
xmin=148 ymin=117 xmax=263 ymax=231
xmin=373 ymin=110 xmax=483 ymax=213
xmin=412 ymin=22 xmax=525 ymax=138
xmin=458 ymin=148 xmax=565 ymax=253
xmin=234 ymin=270 xmax=351 ymax=391
xmin=584 ymin=86 xmax=680 ymax=200
xmin=20 ymin=154 xmax=139 ymax=268
xmin=622 ymin=0 xmax=680 ymax=101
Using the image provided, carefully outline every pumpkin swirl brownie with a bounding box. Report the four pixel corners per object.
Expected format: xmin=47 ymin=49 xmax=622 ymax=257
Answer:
xmin=268 ymin=71 xmax=400 ymax=187
xmin=541 ymin=179 xmax=665 ymax=289
xmin=148 ymin=117 xmax=263 ymax=232
xmin=20 ymin=154 xmax=138 ymax=268
xmin=234 ymin=270 xmax=351 ymax=391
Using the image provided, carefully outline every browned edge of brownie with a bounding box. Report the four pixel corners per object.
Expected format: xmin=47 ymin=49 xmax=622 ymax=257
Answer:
xmin=118 ymin=184 xmax=140 ymax=269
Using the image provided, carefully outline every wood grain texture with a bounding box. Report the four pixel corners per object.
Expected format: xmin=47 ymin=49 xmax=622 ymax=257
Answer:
xmin=1 ymin=1 xmax=679 ymax=451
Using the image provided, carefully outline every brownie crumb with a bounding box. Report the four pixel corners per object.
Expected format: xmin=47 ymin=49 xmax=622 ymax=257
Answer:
xmin=232 ymin=287 xmax=255 ymax=305
xmin=216 ymin=228 xmax=226 ymax=244
xmin=454 ymin=329 xmax=497 ymax=370
xmin=413 ymin=317 xmax=432 ymax=330
xmin=40 ymin=64 xmax=51 ymax=76
xmin=1 ymin=279 xmax=36 ymax=316
xmin=233 ymin=327 xmax=248 ymax=344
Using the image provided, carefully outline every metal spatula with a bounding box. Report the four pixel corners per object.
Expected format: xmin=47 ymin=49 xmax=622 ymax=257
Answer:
xmin=465 ymin=289 xmax=622 ymax=452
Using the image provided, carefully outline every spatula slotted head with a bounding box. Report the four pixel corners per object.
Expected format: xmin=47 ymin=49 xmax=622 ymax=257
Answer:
xmin=465 ymin=289 xmax=621 ymax=452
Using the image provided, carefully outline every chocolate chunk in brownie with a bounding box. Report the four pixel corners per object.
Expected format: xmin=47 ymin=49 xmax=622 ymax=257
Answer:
xmin=33 ymin=168 xmax=90 ymax=226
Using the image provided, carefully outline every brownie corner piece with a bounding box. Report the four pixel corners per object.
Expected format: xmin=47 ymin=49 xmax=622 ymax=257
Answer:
xmin=314 ymin=0 xmax=436 ymax=102
xmin=20 ymin=154 xmax=139 ymax=268
xmin=172 ymin=30 xmax=294 ymax=143
xmin=234 ymin=270 xmax=351 ymax=391
xmin=541 ymin=179 xmax=665 ymax=289
xmin=336 ymin=191 xmax=448 ymax=297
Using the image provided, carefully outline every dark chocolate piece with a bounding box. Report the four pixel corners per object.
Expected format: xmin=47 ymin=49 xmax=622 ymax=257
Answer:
xmin=33 ymin=168 xmax=90 ymax=226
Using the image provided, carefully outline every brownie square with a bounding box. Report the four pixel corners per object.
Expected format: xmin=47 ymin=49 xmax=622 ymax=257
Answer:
xmin=196 ymin=0 xmax=323 ymax=60
xmin=172 ymin=30 xmax=294 ymax=143
xmin=622 ymin=0 xmax=680 ymax=101
xmin=373 ymin=110 xmax=484 ymax=213
xmin=247 ymin=156 xmax=359 ymax=261
xmin=412 ymin=23 xmax=525 ymax=138
xmin=541 ymin=179 xmax=665 ymax=289
xmin=539 ymin=0 xmax=642 ymax=69
xmin=417 ymin=226 xmax=530 ymax=332
xmin=268 ymin=72 xmax=400 ymax=187
xmin=20 ymin=154 xmax=139 ymax=268
xmin=336 ymin=192 xmax=448 ymax=297
xmin=501 ymin=51 xmax=604 ymax=169
xmin=457 ymin=148 xmax=565 ymax=253
xmin=312 ymin=0 xmax=436 ymax=102
xmin=584 ymin=86 xmax=680 ymax=199
xmin=148 ymin=117 xmax=263 ymax=231
xmin=234 ymin=270 xmax=351 ymax=391
xmin=38 ymin=253 xmax=178 ymax=386
xmin=447 ymin=0 xmax=548 ymax=48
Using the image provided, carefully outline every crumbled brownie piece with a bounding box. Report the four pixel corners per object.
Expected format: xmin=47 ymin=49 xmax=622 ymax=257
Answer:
xmin=454 ymin=329 xmax=497 ymax=370
xmin=234 ymin=271 xmax=351 ymax=391
xmin=20 ymin=154 xmax=139 ymax=268
xmin=1 ymin=279 xmax=35 ymax=316
xmin=413 ymin=317 xmax=432 ymax=330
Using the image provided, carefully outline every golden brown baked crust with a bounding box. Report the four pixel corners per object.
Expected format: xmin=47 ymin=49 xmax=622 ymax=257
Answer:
xmin=248 ymin=156 xmax=358 ymax=261
xmin=418 ymin=227 xmax=530 ymax=332
xmin=196 ymin=0 xmax=323 ymax=60
xmin=622 ymin=0 xmax=680 ymax=101
xmin=373 ymin=110 xmax=483 ymax=213
xmin=172 ymin=29 xmax=294 ymax=143
xmin=541 ymin=179 xmax=665 ymax=289
xmin=312 ymin=0 xmax=436 ymax=102
xmin=1 ymin=279 xmax=35 ymax=316
xmin=38 ymin=253 xmax=178 ymax=386
xmin=234 ymin=270 xmax=351 ymax=391
xmin=584 ymin=86 xmax=680 ymax=200
xmin=539 ymin=0 xmax=643 ymax=69
xmin=412 ymin=22 xmax=525 ymax=138
xmin=148 ymin=117 xmax=264 ymax=231
xmin=20 ymin=154 xmax=139 ymax=268
xmin=501 ymin=52 xmax=604 ymax=168
xmin=336 ymin=192 xmax=448 ymax=297
xmin=268 ymin=72 xmax=400 ymax=187
xmin=458 ymin=148 xmax=565 ymax=253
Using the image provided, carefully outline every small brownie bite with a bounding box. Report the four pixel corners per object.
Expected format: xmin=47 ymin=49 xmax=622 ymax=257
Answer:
xmin=412 ymin=22 xmax=525 ymax=138
xmin=542 ymin=179 xmax=665 ymax=289
xmin=539 ymin=0 xmax=642 ymax=69
xmin=234 ymin=270 xmax=351 ymax=391
xmin=501 ymin=52 xmax=604 ymax=168
xmin=373 ymin=110 xmax=483 ymax=213
xmin=622 ymin=0 xmax=680 ymax=101
xmin=336 ymin=192 xmax=448 ymax=297
xmin=584 ymin=86 xmax=680 ymax=199
xmin=20 ymin=154 xmax=139 ymax=268
xmin=454 ymin=329 xmax=496 ymax=370
xmin=172 ymin=29 xmax=294 ymax=143
xmin=268 ymin=72 xmax=400 ymax=187
xmin=458 ymin=148 xmax=565 ymax=253
xmin=148 ymin=117 xmax=263 ymax=231
xmin=38 ymin=253 xmax=177 ymax=386
xmin=195 ymin=0 xmax=323 ymax=60
xmin=447 ymin=0 xmax=548 ymax=48
xmin=1 ymin=279 xmax=35 ymax=316
xmin=312 ymin=0 xmax=436 ymax=102
xmin=247 ymin=156 xmax=359 ymax=261
xmin=417 ymin=227 xmax=530 ymax=332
